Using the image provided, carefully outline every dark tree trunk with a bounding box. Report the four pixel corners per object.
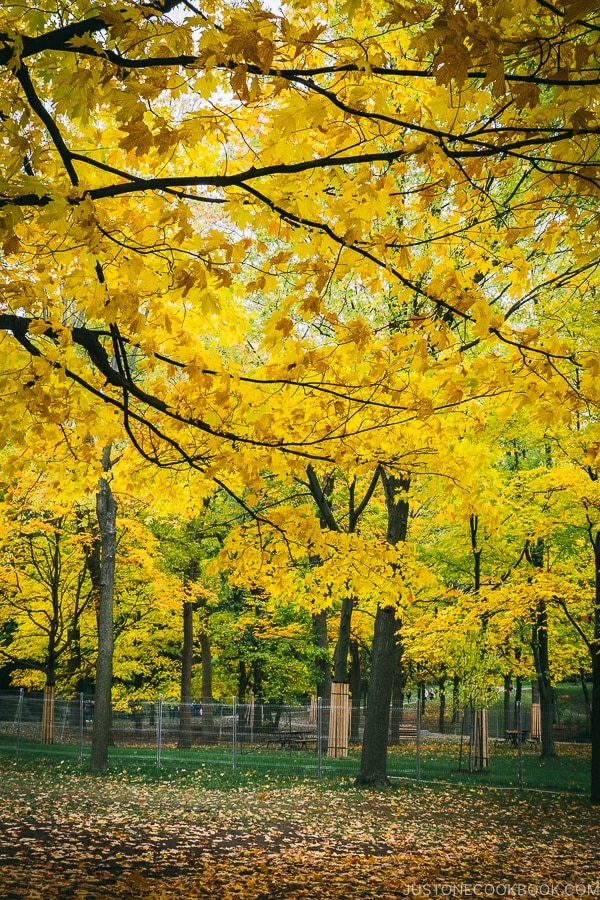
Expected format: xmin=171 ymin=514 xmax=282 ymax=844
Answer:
xmin=438 ymin=676 xmax=446 ymax=734
xmin=349 ymin=639 xmax=362 ymax=742
xmin=469 ymin=514 xmax=482 ymax=593
xmin=389 ymin=642 xmax=406 ymax=743
xmin=199 ymin=629 xmax=214 ymax=737
xmin=252 ymin=659 xmax=264 ymax=702
xmin=503 ymin=674 xmax=512 ymax=732
xmin=533 ymin=601 xmax=556 ymax=757
xmin=591 ymin=651 xmax=600 ymax=805
xmin=178 ymin=599 xmax=193 ymax=750
xmin=527 ymin=538 xmax=556 ymax=759
xmin=514 ymin=674 xmax=523 ymax=728
xmin=356 ymin=471 xmax=409 ymax=786
xmin=313 ymin=610 xmax=332 ymax=703
xmin=452 ymin=675 xmax=461 ymax=725
xmin=590 ymin=530 xmax=600 ymax=804
xmin=333 ymin=595 xmax=353 ymax=683
xmin=238 ymin=659 xmax=248 ymax=702
xmin=90 ymin=447 xmax=117 ymax=774
xmin=41 ymin=532 xmax=61 ymax=745
xmin=356 ymin=605 xmax=399 ymax=785
xmin=580 ymin=670 xmax=591 ymax=726
xmin=591 ymin=652 xmax=600 ymax=806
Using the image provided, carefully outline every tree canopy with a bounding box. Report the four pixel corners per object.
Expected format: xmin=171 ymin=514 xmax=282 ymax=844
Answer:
xmin=2 ymin=0 xmax=600 ymax=480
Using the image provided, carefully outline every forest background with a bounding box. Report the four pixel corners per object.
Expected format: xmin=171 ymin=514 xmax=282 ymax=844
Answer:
xmin=0 ymin=0 xmax=600 ymax=798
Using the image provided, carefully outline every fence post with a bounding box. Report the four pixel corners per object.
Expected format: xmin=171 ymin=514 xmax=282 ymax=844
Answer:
xmin=317 ymin=696 xmax=323 ymax=780
xmin=232 ymin=697 xmax=237 ymax=774
xmin=156 ymin=694 xmax=163 ymax=771
xmin=78 ymin=692 xmax=84 ymax=765
xmin=416 ymin=697 xmax=421 ymax=784
xmin=517 ymin=700 xmax=523 ymax=789
xmin=15 ymin=688 xmax=24 ymax=760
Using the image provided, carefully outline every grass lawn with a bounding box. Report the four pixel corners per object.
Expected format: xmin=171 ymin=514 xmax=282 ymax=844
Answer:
xmin=0 ymin=732 xmax=593 ymax=794
xmin=0 ymin=756 xmax=599 ymax=899
xmin=386 ymin=740 xmax=592 ymax=794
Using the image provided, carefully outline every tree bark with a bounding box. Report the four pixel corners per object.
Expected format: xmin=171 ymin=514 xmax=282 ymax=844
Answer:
xmin=590 ymin=530 xmax=600 ymax=804
xmin=532 ymin=602 xmax=556 ymax=757
xmin=469 ymin=514 xmax=482 ymax=593
xmin=349 ymin=639 xmax=362 ymax=743
xmin=513 ymin=674 xmax=523 ymax=728
xmin=503 ymin=673 xmax=512 ymax=732
xmin=356 ymin=604 xmax=399 ymax=785
xmin=89 ymin=446 xmax=117 ymax=774
xmin=178 ymin=599 xmax=193 ymax=750
xmin=437 ymin=676 xmax=446 ymax=734
xmin=356 ymin=472 xmax=409 ymax=786
xmin=452 ymin=675 xmax=461 ymax=725
xmin=333 ymin=595 xmax=353 ymax=683
xmin=591 ymin=650 xmax=600 ymax=805
xmin=527 ymin=538 xmax=556 ymax=759
xmin=199 ymin=629 xmax=214 ymax=737
xmin=312 ymin=611 xmax=331 ymax=702
xmin=389 ymin=643 xmax=406 ymax=743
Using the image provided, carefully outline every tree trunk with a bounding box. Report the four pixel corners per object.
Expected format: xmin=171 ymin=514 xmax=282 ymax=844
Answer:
xmin=532 ymin=601 xmax=556 ymax=758
xmin=591 ymin=651 xmax=600 ymax=805
xmin=356 ymin=605 xmax=399 ymax=785
xmin=514 ymin=674 xmax=523 ymax=728
xmin=473 ymin=708 xmax=489 ymax=769
xmin=90 ymin=447 xmax=117 ymax=774
xmin=238 ymin=659 xmax=249 ymax=702
xmin=437 ymin=676 xmax=446 ymax=734
xmin=42 ymin=531 xmax=61 ymax=745
xmin=356 ymin=471 xmax=409 ymax=786
xmin=580 ymin=670 xmax=591 ymax=726
xmin=590 ymin=530 xmax=600 ymax=805
xmin=349 ymin=639 xmax=362 ymax=743
xmin=503 ymin=673 xmax=512 ymax=732
xmin=469 ymin=514 xmax=482 ymax=593
xmin=199 ymin=629 xmax=214 ymax=738
xmin=178 ymin=599 xmax=193 ymax=750
xmin=452 ymin=675 xmax=461 ymax=726
xmin=333 ymin=595 xmax=353 ymax=682
xmin=527 ymin=538 xmax=556 ymax=759
xmin=41 ymin=636 xmax=57 ymax=745
xmin=313 ymin=611 xmax=331 ymax=703
xmin=389 ymin=642 xmax=406 ymax=743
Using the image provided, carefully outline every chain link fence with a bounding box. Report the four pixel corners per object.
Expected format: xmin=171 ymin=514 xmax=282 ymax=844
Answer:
xmin=0 ymin=689 xmax=591 ymax=794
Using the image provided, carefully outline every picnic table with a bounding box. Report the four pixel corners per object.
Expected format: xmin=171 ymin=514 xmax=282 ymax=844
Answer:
xmin=265 ymin=730 xmax=318 ymax=751
xmin=504 ymin=728 xmax=528 ymax=747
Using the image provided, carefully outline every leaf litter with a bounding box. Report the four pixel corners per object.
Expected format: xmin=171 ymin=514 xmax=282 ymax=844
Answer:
xmin=0 ymin=761 xmax=599 ymax=899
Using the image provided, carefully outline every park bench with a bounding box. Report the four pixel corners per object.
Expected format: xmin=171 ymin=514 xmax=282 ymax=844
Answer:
xmin=397 ymin=724 xmax=418 ymax=739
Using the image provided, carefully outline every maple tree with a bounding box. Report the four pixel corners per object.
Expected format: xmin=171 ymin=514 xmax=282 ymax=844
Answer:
xmin=2 ymin=0 xmax=600 ymax=795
